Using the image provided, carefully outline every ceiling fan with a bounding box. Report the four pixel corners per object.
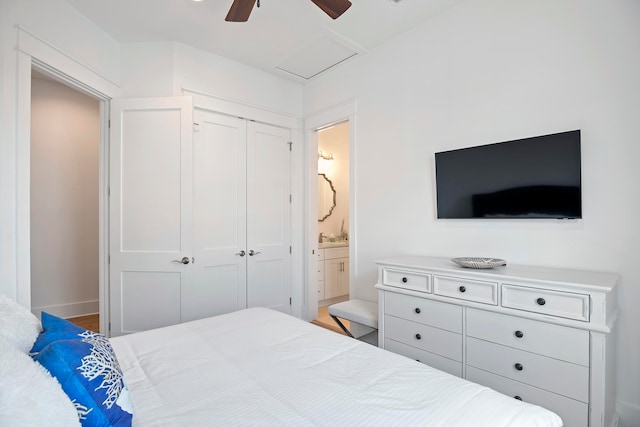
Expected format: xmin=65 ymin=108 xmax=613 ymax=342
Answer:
xmin=225 ymin=0 xmax=352 ymax=22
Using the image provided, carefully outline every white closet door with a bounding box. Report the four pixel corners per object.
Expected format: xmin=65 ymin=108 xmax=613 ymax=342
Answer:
xmin=109 ymin=97 xmax=193 ymax=336
xmin=247 ymin=122 xmax=291 ymax=313
xmin=183 ymin=110 xmax=248 ymax=322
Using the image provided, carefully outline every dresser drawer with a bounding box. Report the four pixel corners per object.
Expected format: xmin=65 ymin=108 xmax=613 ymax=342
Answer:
xmin=317 ymin=262 xmax=324 ymax=281
xmin=433 ymin=275 xmax=497 ymax=305
xmin=385 ymin=315 xmax=462 ymax=362
xmin=317 ymin=249 xmax=325 ymax=261
xmin=502 ymin=284 xmax=590 ymax=321
xmin=324 ymin=247 xmax=349 ymax=260
xmin=466 ymin=308 xmax=589 ymax=366
xmin=385 ymin=339 xmax=462 ymax=377
xmin=382 ymin=268 xmax=431 ymax=292
xmin=384 ymin=292 xmax=462 ymax=333
xmin=466 ymin=337 xmax=588 ymax=402
xmin=467 ymin=366 xmax=588 ymax=427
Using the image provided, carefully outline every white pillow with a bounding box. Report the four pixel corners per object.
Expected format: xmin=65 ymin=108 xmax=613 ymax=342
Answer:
xmin=0 ymin=338 xmax=80 ymax=427
xmin=0 ymin=294 xmax=41 ymax=353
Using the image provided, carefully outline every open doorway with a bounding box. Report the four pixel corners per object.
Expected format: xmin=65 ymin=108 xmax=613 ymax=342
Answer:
xmin=29 ymin=69 xmax=102 ymax=332
xmin=314 ymin=121 xmax=350 ymax=331
xmin=304 ymin=102 xmax=355 ymax=324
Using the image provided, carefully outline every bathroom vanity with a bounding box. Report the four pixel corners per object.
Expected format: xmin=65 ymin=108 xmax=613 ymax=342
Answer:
xmin=317 ymin=243 xmax=349 ymax=302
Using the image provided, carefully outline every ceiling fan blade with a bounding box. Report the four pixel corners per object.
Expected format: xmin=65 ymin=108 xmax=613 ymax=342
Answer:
xmin=225 ymin=0 xmax=257 ymax=22
xmin=310 ymin=0 xmax=352 ymax=19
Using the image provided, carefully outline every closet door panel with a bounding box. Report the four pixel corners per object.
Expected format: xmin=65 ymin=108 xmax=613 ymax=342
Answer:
xmin=185 ymin=265 xmax=244 ymax=322
xmin=120 ymin=109 xmax=182 ymax=252
xmin=247 ymin=259 xmax=287 ymax=309
xmin=184 ymin=111 xmax=248 ymax=322
xmin=120 ymin=271 xmax=181 ymax=331
xmin=246 ymin=122 xmax=291 ymax=313
xmin=109 ymin=96 xmax=193 ymax=336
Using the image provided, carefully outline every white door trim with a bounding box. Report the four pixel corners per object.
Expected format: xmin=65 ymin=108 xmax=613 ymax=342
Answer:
xmin=182 ymin=87 xmax=299 ymax=130
xmin=303 ymin=100 xmax=357 ymax=321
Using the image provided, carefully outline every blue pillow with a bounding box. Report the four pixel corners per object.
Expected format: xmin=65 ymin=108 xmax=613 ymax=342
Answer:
xmin=32 ymin=314 xmax=133 ymax=427
xmin=31 ymin=311 xmax=87 ymax=353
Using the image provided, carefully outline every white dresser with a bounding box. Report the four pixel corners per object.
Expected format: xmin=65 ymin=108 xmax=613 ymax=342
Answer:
xmin=375 ymin=256 xmax=619 ymax=427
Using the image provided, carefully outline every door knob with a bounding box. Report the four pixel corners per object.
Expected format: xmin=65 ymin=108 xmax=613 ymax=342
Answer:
xmin=172 ymin=256 xmax=190 ymax=265
xmin=249 ymin=250 xmax=261 ymax=256
xmin=236 ymin=250 xmax=246 ymax=257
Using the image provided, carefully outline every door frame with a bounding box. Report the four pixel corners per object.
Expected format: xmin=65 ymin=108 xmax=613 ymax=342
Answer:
xmin=303 ymin=101 xmax=356 ymax=322
xmin=15 ymin=27 xmax=119 ymax=333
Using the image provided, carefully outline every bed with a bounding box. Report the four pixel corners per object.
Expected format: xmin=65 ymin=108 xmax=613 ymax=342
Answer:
xmin=110 ymin=308 xmax=561 ymax=427
xmin=0 ymin=296 xmax=563 ymax=427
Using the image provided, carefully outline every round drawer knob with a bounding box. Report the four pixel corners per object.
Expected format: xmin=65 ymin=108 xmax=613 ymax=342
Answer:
xmin=402 ymin=277 xmax=408 ymax=283
xmin=514 ymin=363 xmax=524 ymax=371
xmin=515 ymin=330 xmax=524 ymax=338
xmin=459 ymin=286 xmax=466 ymax=293
xmin=536 ymin=297 xmax=546 ymax=306
xmin=415 ymin=333 xmax=422 ymax=340
xmin=514 ymin=396 xmax=523 ymax=401
xmin=415 ymin=307 xmax=421 ymax=314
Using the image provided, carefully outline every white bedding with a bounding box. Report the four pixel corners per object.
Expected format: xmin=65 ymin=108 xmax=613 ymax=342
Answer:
xmin=110 ymin=308 xmax=562 ymax=427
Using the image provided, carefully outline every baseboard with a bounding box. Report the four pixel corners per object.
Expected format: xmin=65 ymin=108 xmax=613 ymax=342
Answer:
xmin=616 ymin=400 xmax=640 ymax=427
xmin=318 ymin=295 xmax=349 ymax=308
xmin=610 ymin=412 xmax=620 ymax=427
xmin=31 ymin=299 xmax=99 ymax=320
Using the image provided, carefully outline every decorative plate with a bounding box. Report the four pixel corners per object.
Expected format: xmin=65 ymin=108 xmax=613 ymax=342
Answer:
xmin=451 ymin=257 xmax=507 ymax=269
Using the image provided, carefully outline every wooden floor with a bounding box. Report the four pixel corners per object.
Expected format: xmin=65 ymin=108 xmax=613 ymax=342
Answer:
xmin=311 ymin=305 xmax=349 ymax=335
xmin=66 ymin=308 xmax=347 ymax=336
xmin=67 ymin=314 xmax=100 ymax=333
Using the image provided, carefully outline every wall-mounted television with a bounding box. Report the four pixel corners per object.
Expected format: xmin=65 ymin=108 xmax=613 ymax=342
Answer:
xmin=435 ymin=130 xmax=582 ymax=219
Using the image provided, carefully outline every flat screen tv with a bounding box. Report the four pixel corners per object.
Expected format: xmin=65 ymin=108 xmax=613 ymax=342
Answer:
xmin=435 ymin=130 xmax=582 ymax=219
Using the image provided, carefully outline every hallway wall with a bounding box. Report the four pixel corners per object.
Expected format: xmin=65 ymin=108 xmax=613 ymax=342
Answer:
xmin=30 ymin=75 xmax=100 ymax=318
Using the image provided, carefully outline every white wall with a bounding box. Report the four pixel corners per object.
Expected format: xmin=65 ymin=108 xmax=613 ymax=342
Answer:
xmin=30 ymin=76 xmax=99 ymax=318
xmin=318 ymin=122 xmax=349 ymax=239
xmin=303 ymin=0 xmax=640 ymax=424
xmin=173 ymin=43 xmax=303 ymax=117
xmin=120 ymin=41 xmax=304 ymax=117
xmin=120 ymin=42 xmax=174 ymax=98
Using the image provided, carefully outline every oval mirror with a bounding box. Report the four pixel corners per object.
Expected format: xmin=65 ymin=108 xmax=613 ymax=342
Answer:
xmin=318 ymin=173 xmax=336 ymax=222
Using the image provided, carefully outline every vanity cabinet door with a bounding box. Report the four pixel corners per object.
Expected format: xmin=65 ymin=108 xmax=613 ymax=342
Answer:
xmin=325 ymin=257 xmax=348 ymax=299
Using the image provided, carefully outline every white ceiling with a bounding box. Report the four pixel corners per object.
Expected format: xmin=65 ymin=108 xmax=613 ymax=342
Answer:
xmin=64 ymin=0 xmax=462 ymax=82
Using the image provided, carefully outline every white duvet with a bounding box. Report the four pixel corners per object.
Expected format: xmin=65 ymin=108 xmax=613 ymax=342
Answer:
xmin=110 ymin=308 xmax=562 ymax=427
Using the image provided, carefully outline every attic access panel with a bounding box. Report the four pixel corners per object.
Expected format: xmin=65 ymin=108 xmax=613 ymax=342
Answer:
xmin=276 ymin=36 xmax=358 ymax=80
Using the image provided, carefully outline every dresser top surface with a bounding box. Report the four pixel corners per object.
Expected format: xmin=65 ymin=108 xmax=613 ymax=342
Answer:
xmin=375 ymin=256 xmax=619 ymax=291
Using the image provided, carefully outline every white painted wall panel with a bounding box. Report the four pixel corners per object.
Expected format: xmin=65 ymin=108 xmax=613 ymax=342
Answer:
xmin=173 ymin=43 xmax=303 ymax=117
xmin=30 ymin=76 xmax=100 ymax=317
xmin=304 ymin=1 xmax=640 ymax=424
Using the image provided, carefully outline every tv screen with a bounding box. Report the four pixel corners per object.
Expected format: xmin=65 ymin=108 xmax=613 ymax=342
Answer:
xmin=435 ymin=130 xmax=582 ymax=219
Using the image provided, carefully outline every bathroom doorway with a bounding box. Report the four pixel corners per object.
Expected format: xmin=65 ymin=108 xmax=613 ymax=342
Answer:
xmin=315 ymin=121 xmax=350 ymax=330
xmin=304 ymin=102 xmax=355 ymax=324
